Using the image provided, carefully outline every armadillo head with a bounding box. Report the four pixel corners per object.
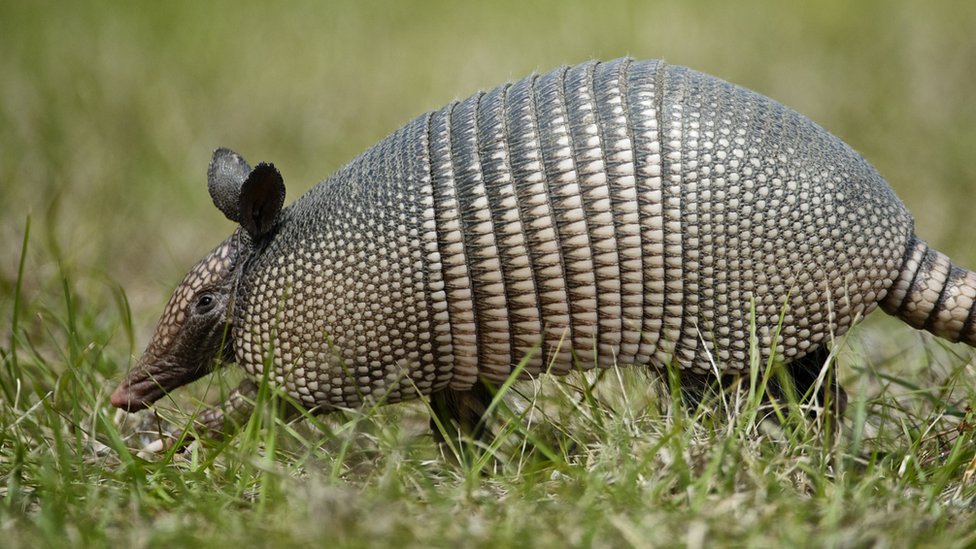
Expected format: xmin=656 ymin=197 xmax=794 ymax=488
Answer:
xmin=110 ymin=148 xmax=285 ymax=412
xmin=110 ymin=235 xmax=243 ymax=411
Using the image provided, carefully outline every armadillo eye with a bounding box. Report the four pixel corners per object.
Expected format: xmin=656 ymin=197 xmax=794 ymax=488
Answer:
xmin=195 ymin=293 xmax=216 ymax=313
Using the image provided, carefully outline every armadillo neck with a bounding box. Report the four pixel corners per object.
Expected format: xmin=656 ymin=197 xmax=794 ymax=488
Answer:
xmin=880 ymin=236 xmax=976 ymax=345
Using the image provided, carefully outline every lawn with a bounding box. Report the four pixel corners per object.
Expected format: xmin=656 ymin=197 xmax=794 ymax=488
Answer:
xmin=3 ymin=1 xmax=976 ymax=547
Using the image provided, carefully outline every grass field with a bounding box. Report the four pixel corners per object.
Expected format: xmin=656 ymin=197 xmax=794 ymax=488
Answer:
xmin=4 ymin=1 xmax=976 ymax=547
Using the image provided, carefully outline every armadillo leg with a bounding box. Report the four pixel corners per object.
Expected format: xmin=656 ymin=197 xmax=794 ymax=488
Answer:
xmin=672 ymin=346 xmax=847 ymax=419
xmin=429 ymin=382 xmax=495 ymax=449
xmin=192 ymin=379 xmax=260 ymax=438
xmin=772 ymin=345 xmax=848 ymax=418
xmin=140 ymin=379 xmax=261 ymax=453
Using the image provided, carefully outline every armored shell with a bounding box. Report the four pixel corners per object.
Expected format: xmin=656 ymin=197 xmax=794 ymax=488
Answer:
xmin=235 ymin=58 xmax=913 ymax=410
xmin=112 ymin=58 xmax=976 ymax=434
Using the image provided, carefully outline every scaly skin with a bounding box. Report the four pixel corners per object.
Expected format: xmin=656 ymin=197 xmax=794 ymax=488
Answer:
xmin=111 ymin=58 xmax=976 ymax=444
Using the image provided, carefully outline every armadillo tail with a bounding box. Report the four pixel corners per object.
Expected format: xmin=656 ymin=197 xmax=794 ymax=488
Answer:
xmin=880 ymin=236 xmax=976 ymax=345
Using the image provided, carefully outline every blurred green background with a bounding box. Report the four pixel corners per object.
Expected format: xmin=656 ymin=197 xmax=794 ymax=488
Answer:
xmin=2 ymin=0 xmax=976 ymax=354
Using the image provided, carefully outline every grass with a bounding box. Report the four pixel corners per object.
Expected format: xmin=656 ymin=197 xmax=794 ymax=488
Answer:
xmin=5 ymin=215 xmax=976 ymax=548
xmin=4 ymin=0 xmax=976 ymax=547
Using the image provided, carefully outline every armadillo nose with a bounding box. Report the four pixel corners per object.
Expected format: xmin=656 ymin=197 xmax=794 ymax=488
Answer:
xmin=109 ymin=385 xmax=129 ymax=409
xmin=110 ymin=384 xmax=149 ymax=412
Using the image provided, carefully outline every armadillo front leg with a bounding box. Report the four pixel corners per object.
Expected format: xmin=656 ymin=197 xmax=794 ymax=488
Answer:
xmin=192 ymin=378 xmax=260 ymax=437
xmin=141 ymin=380 xmax=259 ymax=453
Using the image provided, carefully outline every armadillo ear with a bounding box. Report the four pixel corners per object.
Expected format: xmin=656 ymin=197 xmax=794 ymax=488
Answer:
xmin=208 ymin=148 xmax=252 ymax=223
xmin=239 ymin=162 xmax=285 ymax=239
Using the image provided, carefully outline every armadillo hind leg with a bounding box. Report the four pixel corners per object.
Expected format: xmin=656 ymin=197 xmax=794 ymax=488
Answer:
xmin=881 ymin=236 xmax=976 ymax=345
xmin=664 ymin=345 xmax=846 ymax=417
xmin=429 ymin=382 xmax=495 ymax=453
xmin=775 ymin=345 xmax=848 ymax=418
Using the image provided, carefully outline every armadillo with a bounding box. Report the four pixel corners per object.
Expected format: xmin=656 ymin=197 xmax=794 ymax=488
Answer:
xmin=110 ymin=58 xmax=976 ymax=440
